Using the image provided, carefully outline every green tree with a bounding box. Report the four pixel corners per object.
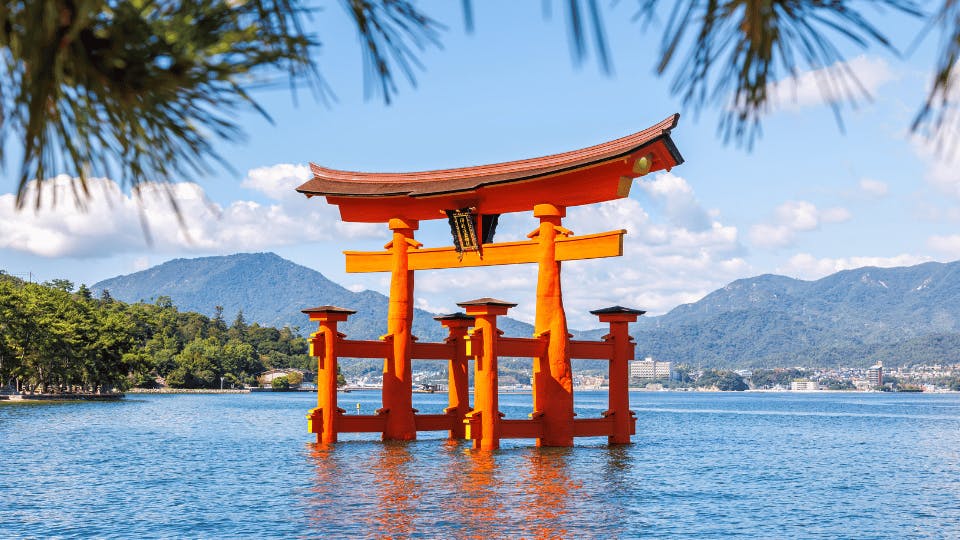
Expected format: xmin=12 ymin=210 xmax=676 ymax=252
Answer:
xmin=271 ymin=375 xmax=290 ymax=390
xmin=698 ymin=369 xmax=748 ymax=391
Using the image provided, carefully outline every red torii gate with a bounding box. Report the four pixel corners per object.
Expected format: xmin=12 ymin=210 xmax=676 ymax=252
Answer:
xmin=298 ymin=114 xmax=684 ymax=449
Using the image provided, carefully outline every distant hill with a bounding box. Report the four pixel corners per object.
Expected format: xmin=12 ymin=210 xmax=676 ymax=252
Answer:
xmin=92 ymin=252 xmax=534 ymax=342
xmin=632 ymin=261 xmax=960 ymax=368
xmin=92 ymin=253 xmax=960 ymax=369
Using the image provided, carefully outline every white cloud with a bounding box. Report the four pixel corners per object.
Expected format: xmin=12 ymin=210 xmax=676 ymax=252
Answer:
xmin=0 ymin=166 xmax=384 ymax=258
xmin=858 ymin=178 xmax=889 ymax=198
xmin=748 ymin=224 xmax=794 ymax=249
xmin=132 ymin=256 xmax=151 ymax=271
xmin=415 ymin=297 xmax=454 ymax=315
xmin=928 ymin=234 xmax=960 ymax=257
xmin=777 ymin=253 xmax=933 ymax=280
xmin=241 ymin=163 xmax=311 ymax=202
xmin=767 ymin=55 xmax=895 ymax=112
xmin=637 ymin=172 xmax=712 ymax=231
xmin=912 ymin=118 xmax=960 ymax=200
xmin=775 ymin=201 xmax=821 ymax=231
xmin=750 ymin=200 xmax=851 ymax=249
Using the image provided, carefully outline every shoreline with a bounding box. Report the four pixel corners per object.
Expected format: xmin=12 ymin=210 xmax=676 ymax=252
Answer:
xmin=1 ymin=392 xmax=124 ymax=402
xmin=126 ymin=388 xmax=251 ymax=394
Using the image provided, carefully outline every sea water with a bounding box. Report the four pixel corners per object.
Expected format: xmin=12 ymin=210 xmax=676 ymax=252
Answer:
xmin=2 ymin=391 xmax=959 ymax=539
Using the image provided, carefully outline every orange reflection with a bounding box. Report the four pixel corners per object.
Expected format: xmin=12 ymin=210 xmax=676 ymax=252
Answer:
xmin=370 ymin=442 xmax=419 ymax=538
xmin=452 ymin=447 xmax=505 ymax=537
xmin=306 ymin=441 xmax=603 ymax=538
xmin=521 ymin=447 xmax=578 ymax=539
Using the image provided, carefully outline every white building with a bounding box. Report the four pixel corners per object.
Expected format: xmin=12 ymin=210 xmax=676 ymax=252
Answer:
xmin=790 ymin=380 xmax=820 ymax=391
xmin=867 ymin=361 xmax=884 ymax=387
xmin=630 ymin=357 xmax=672 ymax=380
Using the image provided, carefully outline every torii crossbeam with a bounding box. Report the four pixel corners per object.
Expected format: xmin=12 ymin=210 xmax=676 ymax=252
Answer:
xmin=298 ymin=114 xmax=684 ymax=449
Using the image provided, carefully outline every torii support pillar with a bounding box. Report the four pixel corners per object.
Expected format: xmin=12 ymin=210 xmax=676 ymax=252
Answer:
xmin=590 ymin=306 xmax=644 ymax=444
xmin=383 ymin=217 xmax=420 ymax=441
xmin=303 ymin=306 xmax=355 ymax=444
xmin=531 ymin=203 xmax=574 ymax=447
xmin=459 ymin=298 xmax=517 ymax=451
xmin=435 ymin=313 xmax=474 ymax=439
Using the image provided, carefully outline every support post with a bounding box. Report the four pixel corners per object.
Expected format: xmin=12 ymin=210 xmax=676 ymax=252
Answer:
xmin=530 ymin=203 xmax=574 ymax=447
xmin=383 ymin=218 xmax=420 ymax=441
xmin=591 ymin=306 xmax=645 ymax=444
xmin=303 ymin=306 xmax=356 ymax=444
xmin=435 ymin=313 xmax=475 ymax=439
xmin=458 ymin=298 xmax=516 ymax=451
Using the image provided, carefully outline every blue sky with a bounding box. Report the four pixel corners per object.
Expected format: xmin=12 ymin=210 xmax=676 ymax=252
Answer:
xmin=2 ymin=2 xmax=959 ymax=329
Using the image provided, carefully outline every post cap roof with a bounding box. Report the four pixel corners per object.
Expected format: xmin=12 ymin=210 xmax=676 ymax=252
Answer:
xmin=589 ymin=306 xmax=646 ymax=316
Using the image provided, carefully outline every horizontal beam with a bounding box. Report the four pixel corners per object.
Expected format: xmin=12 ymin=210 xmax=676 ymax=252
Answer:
xmin=410 ymin=341 xmax=455 ymax=360
xmin=498 ymin=337 xmax=547 ymax=358
xmin=338 ymin=414 xmax=388 ymax=433
xmin=572 ymin=417 xmax=615 ymax=437
xmin=339 ymin=339 xmax=390 ymax=358
xmin=414 ymin=413 xmax=458 ymax=432
xmin=569 ymin=340 xmax=614 ymax=360
xmin=345 ymin=230 xmax=625 ymax=273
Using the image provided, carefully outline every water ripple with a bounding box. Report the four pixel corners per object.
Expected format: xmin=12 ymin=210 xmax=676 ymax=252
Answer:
xmin=2 ymin=392 xmax=959 ymax=539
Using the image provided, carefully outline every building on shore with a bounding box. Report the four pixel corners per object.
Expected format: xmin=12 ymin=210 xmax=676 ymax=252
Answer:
xmin=630 ymin=357 xmax=673 ymax=380
xmin=790 ymin=379 xmax=820 ymax=391
xmin=867 ymin=361 xmax=884 ymax=388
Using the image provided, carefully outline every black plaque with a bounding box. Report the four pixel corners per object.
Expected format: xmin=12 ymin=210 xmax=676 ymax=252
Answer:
xmin=445 ymin=208 xmax=480 ymax=255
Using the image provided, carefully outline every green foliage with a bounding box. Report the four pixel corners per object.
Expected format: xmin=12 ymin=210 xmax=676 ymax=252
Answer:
xmin=750 ymin=368 xmax=808 ymax=389
xmin=0 ymin=273 xmax=313 ymax=391
xmin=697 ymin=369 xmax=748 ymax=391
xmin=271 ymin=375 xmax=290 ymax=390
xmin=0 ymin=0 xmax=319 ymax=207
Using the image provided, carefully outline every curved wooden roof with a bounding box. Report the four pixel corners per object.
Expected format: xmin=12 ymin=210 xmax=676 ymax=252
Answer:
xmin=299 ymin=114 xmax=683 ymax=222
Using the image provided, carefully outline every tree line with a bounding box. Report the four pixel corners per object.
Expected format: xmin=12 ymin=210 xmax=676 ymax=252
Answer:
xmin=0 ymin=273 xmax=314 ymax=393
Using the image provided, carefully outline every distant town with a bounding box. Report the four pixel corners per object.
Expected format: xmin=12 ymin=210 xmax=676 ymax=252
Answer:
xmin=335 ymin=358 xmax=960 ymax=394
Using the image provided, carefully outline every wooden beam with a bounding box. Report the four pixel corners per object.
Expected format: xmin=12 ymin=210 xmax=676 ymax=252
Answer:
xmin=345 ymin=229 xmax=625 ymax=273
xmin=569 ymin=340 xmax=614 ymax=360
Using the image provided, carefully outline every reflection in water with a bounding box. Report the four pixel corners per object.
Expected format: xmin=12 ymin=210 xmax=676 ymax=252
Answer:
xmin=305 ymin=441 xmax=619 ymax=538
xmin=372 ymin=442 xmax=420 ymax=537
xmin=522 ymin=447 xmax=575 ymax=539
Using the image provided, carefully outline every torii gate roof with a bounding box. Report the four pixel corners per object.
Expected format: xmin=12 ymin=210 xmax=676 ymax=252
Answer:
xmin=298 ymin=114 xmax=683 ymax=223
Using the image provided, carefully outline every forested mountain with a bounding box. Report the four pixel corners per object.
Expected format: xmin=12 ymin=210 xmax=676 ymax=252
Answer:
xmin=0 ymin=273 xmax=313 ymax=392
xmin=633 ymin=261 xmax=960 ymax=368
xmin=93 ymin=253 xmax=534 ymax=341
xmin=91 ymin=253 xmax=960 ymax=369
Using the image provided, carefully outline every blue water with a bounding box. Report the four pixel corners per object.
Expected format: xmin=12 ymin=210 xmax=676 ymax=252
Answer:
xmin=2 ymin=391 xmax=959 ymax=539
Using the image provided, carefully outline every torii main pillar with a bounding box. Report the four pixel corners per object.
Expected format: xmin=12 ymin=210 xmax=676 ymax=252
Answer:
xmin=531 ymin=203 xmax=574 ymax=446
xmin=382 ymin=218 xmax=419 ymax=440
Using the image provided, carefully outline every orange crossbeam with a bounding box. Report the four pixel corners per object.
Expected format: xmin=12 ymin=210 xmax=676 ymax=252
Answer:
xmin=500 ymin=418 xmax=544 ymax=439
xmin=339 ymin=339 xmax=390 ymax=358
xmin=414 ymin=413 xmax=458 ymax=431
xmin=344 ymin=230 xmax=625 ymax=273
xmin=498 ymin=337 xmax=547 ymax=358
xmin=569 ymin=340 xmax=614 ymax=359
xmin=338 ymin=414 xmax=388 ymax=433
xmin=572 ymin=417 xmax=616 ymax=437
xmin=410 ymin=341 xmax=455 ymax=360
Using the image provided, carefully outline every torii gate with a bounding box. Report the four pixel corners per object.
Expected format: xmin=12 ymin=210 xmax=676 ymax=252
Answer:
xmin=298 ymin=114 xmax=684 ymax=449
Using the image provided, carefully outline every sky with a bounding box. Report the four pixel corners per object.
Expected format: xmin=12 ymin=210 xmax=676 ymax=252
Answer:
xmin=2 ymin=2 xmax=960 ymax=329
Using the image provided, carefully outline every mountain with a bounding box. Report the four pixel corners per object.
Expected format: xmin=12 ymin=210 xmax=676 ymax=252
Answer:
xmin=93 ymin=253 xmax=960 ymax=369
xmin=92 ymin=252 xmax=534 ymax=342
xmin=633 ymin=261 xmax=960 ymax=368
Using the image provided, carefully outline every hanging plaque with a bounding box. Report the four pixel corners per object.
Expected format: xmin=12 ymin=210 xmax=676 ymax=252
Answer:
xmin=445 ymin=208 xmax=479 ymax=255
